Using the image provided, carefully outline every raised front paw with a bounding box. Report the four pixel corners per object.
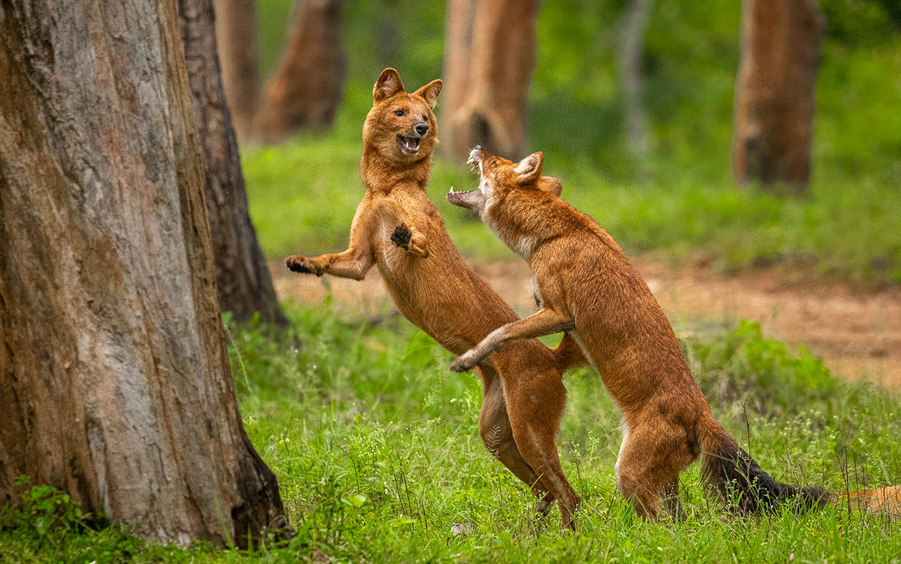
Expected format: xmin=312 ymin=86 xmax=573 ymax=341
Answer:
xmin=285 ymin=255 xmax=322 ymax=276
xmin=390 ymin=222 xmax=412 ymax=250
xmin=450 ymin=350 xmax=480 ymax=373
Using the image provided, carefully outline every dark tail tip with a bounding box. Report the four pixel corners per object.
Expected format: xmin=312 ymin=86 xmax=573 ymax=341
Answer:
xmin=702 ymin=441 xmax=828 ymax=514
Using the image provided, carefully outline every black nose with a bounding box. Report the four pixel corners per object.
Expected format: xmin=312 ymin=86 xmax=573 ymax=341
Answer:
xmin=415 ymin=122 xmax=429 ymax=136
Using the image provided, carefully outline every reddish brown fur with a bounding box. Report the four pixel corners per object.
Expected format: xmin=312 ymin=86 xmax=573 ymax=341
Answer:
xmin=449 ymin=148 xmax=853 ymax=521
xmin=833 ymin=485 xmax=901 ymax=516
xmin=285 ymin=69 xmax=584 ymax=528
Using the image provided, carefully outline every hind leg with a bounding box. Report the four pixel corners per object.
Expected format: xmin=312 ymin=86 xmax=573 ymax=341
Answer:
xmin=500 ymin=365 xmax=581 ymax=529
xmin=616 ymin=422 xmax=694 ymax=521
xmin=661 ymin=477 xmax=685 ymax=521
xmin=477 ymin=366 xmax=556 ymax=514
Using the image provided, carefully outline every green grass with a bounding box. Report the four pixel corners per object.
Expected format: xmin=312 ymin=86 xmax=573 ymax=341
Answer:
xmin=5 ymin=305 xmax=901 ymax=562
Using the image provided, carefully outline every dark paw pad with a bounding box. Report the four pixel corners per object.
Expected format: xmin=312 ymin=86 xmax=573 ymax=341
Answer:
xmin=391 ymin=223 xmax=412 ymax=250
xmin=286 ymin=256 xmax=320 ymax=276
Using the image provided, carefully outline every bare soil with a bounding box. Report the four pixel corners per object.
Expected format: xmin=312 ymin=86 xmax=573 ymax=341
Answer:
xmin=271 ymin=258 xmax=901 ymax=389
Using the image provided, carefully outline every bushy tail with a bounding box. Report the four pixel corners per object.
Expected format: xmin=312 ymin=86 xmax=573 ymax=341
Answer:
xmin=700 ymin=418 xmax=828 ymax=514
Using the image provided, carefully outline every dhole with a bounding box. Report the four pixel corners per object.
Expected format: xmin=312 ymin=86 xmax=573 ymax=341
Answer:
xmin=448 ymin=147 xmax=901 ymax=520
xmin=285 ymin=69 xmax=584 ymax=527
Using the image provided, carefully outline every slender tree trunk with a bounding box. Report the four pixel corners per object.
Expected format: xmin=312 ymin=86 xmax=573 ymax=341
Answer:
xmin=441 ymin=0 xmax=539 ymax=161
xmin=180 ymin=0 xmax=289 ymax=326
xmin=733 ymin=0 xmax=825 ymax=192
xmin=619 ymin=0 xmax=654 ymax=159
xmin=0 ymin=0 xmax=287 ymax=548
xmin=441 ymin=0 xmax=478 ymax=160
xmin=214 ymin=0 xmax=261 ymax=142
xmin=255 ymin=0 xmax=346 ymax=144
xmin=375 ymin=0 xmax=400 ymax=66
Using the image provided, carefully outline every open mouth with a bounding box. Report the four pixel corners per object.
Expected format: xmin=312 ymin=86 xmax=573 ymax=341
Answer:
xmin=446 ymin=185 xmax=477 ymax=206
xmin=446 ymin=185 xmax=475 ymax=208
xmin=397 ymin=135 xmax=421 ymax=155
xmin=447 ymin=153 xmax=481 ymax=207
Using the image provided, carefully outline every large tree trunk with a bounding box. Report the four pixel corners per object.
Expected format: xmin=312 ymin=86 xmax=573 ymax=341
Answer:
xmin=0 ymin=0 xmax=287 ymax=548
xmin=180 ymin=0 xmax=289 ymax=326
xmin=440 ymin=0 xmax=539 ymax=161
xmin=214 ymin=0 xmax=261 ymax=142
xmin=255 ymin=0 xmax=346 ymax=144
xmin=733 ymin=0 xmax=825 ymax=192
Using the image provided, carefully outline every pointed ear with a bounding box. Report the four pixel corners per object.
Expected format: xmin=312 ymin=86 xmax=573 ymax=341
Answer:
xmin=538 ymin=176 xmax=563 ymax=197
xmin=413 ymin=79 xmax=442 ymax=109
xmin=373 ymin=68 xmax=405 ymax=101
xmin=514 ymin=152 xmax=544 ymax=184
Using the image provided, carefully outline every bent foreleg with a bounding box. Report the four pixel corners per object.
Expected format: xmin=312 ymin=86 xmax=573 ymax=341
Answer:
xmin=450 ymin=308 xmax=574 ymax=372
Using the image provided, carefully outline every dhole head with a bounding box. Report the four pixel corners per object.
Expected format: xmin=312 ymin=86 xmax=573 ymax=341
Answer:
xmin=447 ymin=146 xmax=563 ymax=215
xmin=363 ymin=68 xmax=442 ymax=163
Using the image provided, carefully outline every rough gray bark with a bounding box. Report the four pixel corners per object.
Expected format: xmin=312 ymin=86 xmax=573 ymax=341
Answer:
xmin=733 ymin=0 xmax=825 ymax=192
xmin=0 ymin=0 xmax=287 ymax=547
xmin=180 ymin=0 xmax=289 ymax=326
xmin=619 ymin=0 xmax=654 ymax=159
xmin=255 ymin=0 xmax=346 ymax=144
xmin=214 ymin=0 xmax=261 ymax=142
xmin=440 ymin=0 xmax=539 ymax=160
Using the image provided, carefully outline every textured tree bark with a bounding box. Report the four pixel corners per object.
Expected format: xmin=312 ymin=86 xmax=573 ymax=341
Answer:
xmin=619 ymin=0 xmax=654 ymax=159
xmin=180 ymin=0 xmax=289 ymax=326
xmin=0 ymin=0 xmax=287 ymax=548
xmin=440 ymin=0 xmax=539 ymax=161
xmin=214 ymin=0 xmax=261 ymax=142
xmin=255 ymin=0 xmax=347 ymax=144
xmin=733 ymin=0 xmax=825 ymax=192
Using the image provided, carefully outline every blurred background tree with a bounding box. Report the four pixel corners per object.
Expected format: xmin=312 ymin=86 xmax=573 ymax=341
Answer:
xmin=215 ymin=0 xmax=262 ymax=141
xmin=441 ymin=0 xmax=540 ymax=160
xmin=733 ymin=0 xmax=826 ymax=193
xmin=255 ymin=0 xmax=347 ymax=143
xmin=216 ymin=0 xmax=347 ymax=144
xmin=619 ymin=0 xmax=655 ymax=167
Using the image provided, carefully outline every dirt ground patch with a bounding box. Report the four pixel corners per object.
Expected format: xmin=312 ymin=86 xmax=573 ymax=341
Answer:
xmin=271 ymin=258 xmax=901 ymax=389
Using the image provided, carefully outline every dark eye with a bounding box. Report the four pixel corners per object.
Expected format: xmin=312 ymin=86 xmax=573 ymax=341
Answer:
xmin=394 ymin=110 xmax=405 ymax=117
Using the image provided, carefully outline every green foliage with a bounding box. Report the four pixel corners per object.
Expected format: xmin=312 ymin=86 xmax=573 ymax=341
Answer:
xmin=7 ymin=305 xmax=901 ymax=562
xmin=692 ymin=319 xmax=838 ymax=412
xmin=1 ymin=477 xmax=86 ymax=538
